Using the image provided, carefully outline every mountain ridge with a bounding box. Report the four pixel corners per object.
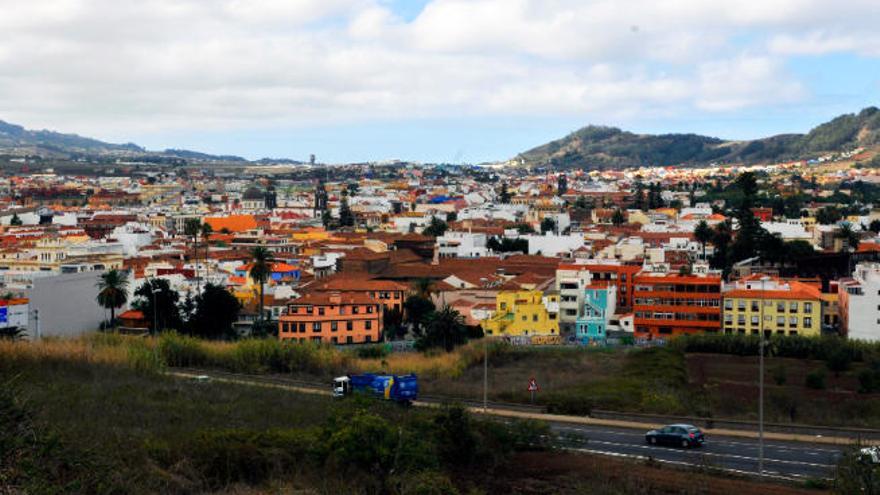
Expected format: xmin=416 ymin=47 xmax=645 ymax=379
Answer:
xmin=517 ymin=106 xmax=880 ymax=169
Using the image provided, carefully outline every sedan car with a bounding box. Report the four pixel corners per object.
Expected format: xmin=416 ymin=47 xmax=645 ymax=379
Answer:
xmin=645 ymin=424 xmax=705 ymax=448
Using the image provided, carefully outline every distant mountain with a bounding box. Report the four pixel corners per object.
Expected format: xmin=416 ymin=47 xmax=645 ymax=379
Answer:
xmin=0 ymin=119 xmax=144 ymax=155
xmin=0 ymin=119 xmax=294 ymax=164
xmin=517 ymin=106 xmax=880 ymax=169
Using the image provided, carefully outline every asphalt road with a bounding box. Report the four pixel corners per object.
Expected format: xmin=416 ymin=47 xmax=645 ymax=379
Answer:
xmin=170 ymin=368 xmax=845 ymax=481
xmin=547 ymin=421 xmax=843 ymax=481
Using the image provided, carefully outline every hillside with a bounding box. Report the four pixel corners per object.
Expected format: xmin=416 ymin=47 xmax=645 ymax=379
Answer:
xmin=518 ymin=106 xmax=880 ymax=169
xmin=0 ymin=119 xmax=249 ymax=163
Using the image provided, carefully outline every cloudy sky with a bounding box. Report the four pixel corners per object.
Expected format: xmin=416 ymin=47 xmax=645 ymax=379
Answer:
xmin=0 ymin=0 xmax=878 ymax=163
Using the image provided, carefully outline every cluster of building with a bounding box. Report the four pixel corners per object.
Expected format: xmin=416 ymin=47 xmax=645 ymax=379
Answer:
xmin=2 ymin=158 xmax=880 ymax=344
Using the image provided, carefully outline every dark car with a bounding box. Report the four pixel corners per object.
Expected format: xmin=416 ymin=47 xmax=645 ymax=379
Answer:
xmin=645 ymin=424 xmax=705 ymax=448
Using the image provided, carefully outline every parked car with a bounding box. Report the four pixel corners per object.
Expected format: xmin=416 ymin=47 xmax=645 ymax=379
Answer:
xmin=645 ymin=424 xmax=705 ymax=448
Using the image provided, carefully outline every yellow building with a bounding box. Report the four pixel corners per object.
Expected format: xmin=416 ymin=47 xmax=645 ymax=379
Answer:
xmin=483 ymin=290 xmax=560 ymax=336
xmin=722 ymin=277 xmax=822 ymax=336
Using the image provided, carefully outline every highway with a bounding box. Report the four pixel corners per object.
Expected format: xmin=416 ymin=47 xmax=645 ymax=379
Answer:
xmin=546 ymin=421 xmax=842 ymax=481
xmin=170 ymin=368 xmax=845 ymax=482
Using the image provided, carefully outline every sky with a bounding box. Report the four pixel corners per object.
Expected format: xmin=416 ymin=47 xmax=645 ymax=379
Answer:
xmin=0 ymin=0 xmax=879 ymax=164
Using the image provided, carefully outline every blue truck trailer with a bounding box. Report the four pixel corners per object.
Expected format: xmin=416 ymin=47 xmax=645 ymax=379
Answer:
xmin=332 ymin=373 xmax=418 ymax=404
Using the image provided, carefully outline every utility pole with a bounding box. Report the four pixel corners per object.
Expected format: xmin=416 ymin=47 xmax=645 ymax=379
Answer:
xmin=759 ymin=277 xmax=765 ymax=478
xmin=33 ymin=308 xmax=40 ymax=340
xmin=483 ymin=337 xmax=488 ymax=413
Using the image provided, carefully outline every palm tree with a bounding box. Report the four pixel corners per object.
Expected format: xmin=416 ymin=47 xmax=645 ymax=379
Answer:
xmin=96 ymin=269 xmax=129 ymax=328
xmin=694 ymin=220 xmax=713 ymax=260
xmin=184 ymin=218 xmax=202 ymax=291
xmin=423 ymin=306 xmax=467 ymax=352
xmin=249 ymin=247 xmax=273 ymax=324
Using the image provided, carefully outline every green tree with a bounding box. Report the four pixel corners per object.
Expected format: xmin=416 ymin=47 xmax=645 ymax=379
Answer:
xmin=249 ymin=246 xmax=273 ymax=324
xmin=200 ymin=222 xmax=213 ymax=284
xmin=9 ymin=213 xmax=22 ymax=226
xmin=339 ymin=192 xmax=355 ymax=227
xmin=417 ymin=306 xmax=468 ymax=352
xmin=710 ymin=220 xmax=734 ymax=277
xmin=611 ymin=209 xmax=626 ymax=227
xmin=836 ymin=222 xmax=861 ymax=252
xmin=816 ymin=205 xmax=842 ymax=225
xmin=693 ymin=220 xmax=713 ymax=260
xmin=404 ymin=295 xmax=436 ymax=337
xmin=133 ymin=278 xmax=182 ymax=333
xmin=514 ymin=223 xmax=535 ymax=234
xmin=422 ymin=216 xmax=449 ymax=237
xmin=188 ymin=283 xmax=241 ymax=339
xmin=540 ymin=216 xmax=556 ymax=234
xmin=632 ymin=180 xmax=645 ymax=211
xmin=96 ymin=269 xmax=129 ymax=328
xmin=499 ymin=183 xmax=511 ymax=204
xmin=870 ymin=219 xmax=880 ymax=234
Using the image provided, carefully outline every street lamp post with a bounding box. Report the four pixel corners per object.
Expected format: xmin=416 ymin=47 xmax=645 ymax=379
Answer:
xmin=759 ymin=277 xmax=765 ymax=478
xmin=483 ymin=337 xmax=488 ymax=413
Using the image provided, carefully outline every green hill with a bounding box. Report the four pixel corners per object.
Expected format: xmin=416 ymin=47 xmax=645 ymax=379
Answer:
xmin=517 ymin=106 xmax=880 ymax=169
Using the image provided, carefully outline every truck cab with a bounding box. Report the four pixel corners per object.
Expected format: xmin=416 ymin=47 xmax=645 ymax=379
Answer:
xmin=332 ymin=376 xmax=351 ymax=398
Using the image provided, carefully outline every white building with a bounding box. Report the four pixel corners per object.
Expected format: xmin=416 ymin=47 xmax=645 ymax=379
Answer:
xmin=0 ymin=298 xmax=29 ymax=333
xmin=437 ymin=231 xmax=490 ymax=258
xmin=555 ymin=266 xmax=592 ymax=334
xmin=524 ymin=233 xmax=585 ymax=257
xmin=840 ymin=262 xmax=880 ymax=341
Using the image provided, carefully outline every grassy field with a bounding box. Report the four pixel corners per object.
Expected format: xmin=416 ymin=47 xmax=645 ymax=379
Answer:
xmin=0 ymin=337 xmax=829 ymax=495
xmin=6 ymin=332 xmax=880 ymax=429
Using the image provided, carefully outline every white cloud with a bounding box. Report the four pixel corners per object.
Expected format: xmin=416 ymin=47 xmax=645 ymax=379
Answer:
xmin=0 ymin=0 xmax=873 ymax=143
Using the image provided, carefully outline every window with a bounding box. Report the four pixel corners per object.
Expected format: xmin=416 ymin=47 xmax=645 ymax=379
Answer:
xmin=751 ymin=316 xmax=759 ymax=325
xmin=291 ymin=307 xmax=298 ymax=314
xmin=346 ymin=336 xmax=353 ymax=344
xmin=738 ymin=315 xmax=745 ymax=325
xmin=367 ymin=305 xmax=374 ymax=314
xmin=804 ymin=302 xmax=812 ymax=313
xmin=738 ymin=300 xmax=746 ymax=310
xmin=500 ymin=302 xmax=507 ymax=310
xmin=306 ymin=306 xmax=313 ymax=314
xmin=790 ymin=302 xmax=798 ymax=312
xmin=789 ymin=316 xmax=798 ymax=327
xmin=522 ymin=315 xmax=527 ymax=321
xmin=298 ymin=323 xmax=306 ymax=333
xmin=331 ymin=337 xmax=338 ymax=344
xmin=777 ymin=316 xmax=785 ymax=326
xmin=331 ymin=321 xmax=338 ymax=331
xmin=365 ymin=321 xmax=372 ymax=330
xmin=724 ymin=314 xmax=732 ymax=323
xmin=346 ymin=321 xmax=353 ymax=331
xmin=751 ymin=301 xmax=759 ymax=312
xmin=365 ymin=335 xmax=372 ymax=343
xmin=776 ymin=302 xmax=785 ymax=312
xmin=318 ymin=307 xmax=325 ymax=316
xmin=312 ymin=322 xmax=321 ymax=331
xmin=353 ymin=306 xmax=360 ymax=314
xmin=804 ymin=317 xmax=812 ymax=327
xmin=533 ymin=314 xmax=538 ymax=322
xmin=724 ymin=300 xmax=733 ymax=310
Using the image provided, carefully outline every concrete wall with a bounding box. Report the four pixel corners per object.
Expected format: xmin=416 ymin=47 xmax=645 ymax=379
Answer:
xmin=25 ymin=271 xmax=112 ymax=339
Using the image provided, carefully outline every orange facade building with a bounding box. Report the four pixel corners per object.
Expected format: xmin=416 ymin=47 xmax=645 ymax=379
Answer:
xmin=278 ymin=292 xmax=382 ymax=344
xmin=633 ymin=273 xmax=722 ymax=339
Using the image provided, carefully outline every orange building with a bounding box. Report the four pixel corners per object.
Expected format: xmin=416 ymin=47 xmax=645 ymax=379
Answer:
xmin=633 ymin=272 xmax=722 ymax=339
xmin=278 ymin=292 xmax=382 ymax=344
xmin=305 ymin=275 xmax=409 ymax=314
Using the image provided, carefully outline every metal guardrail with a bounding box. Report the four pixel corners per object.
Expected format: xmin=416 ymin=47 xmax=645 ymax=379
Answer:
xmin=589 ymin=409 xmax=880 ymax=440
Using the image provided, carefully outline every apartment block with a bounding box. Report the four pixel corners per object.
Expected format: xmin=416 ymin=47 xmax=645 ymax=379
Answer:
xmin=278 ymin=292 xmax=382 ymax=344
xmin=633 ymin=271 xmax=722 ymax=339
xmin=722 ymin=277 xmax=822 ymax=337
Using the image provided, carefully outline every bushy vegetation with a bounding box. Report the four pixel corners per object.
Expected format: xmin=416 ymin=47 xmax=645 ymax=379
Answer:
xmin=539 ymin=346 xmax=690 ymax=416
xmin=672 ymin=333 xmax=876 ymax=363
xmin=0 ymin=349 xmax=551 ymax=494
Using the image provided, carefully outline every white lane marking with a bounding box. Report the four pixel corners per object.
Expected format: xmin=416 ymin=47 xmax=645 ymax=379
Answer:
xmin=582 ymin=439 xmax=836 ymax=468
xmin=551 ymin=425 xmax=844 ymax=454
xmin=565 ymin=447 xmax=813 ymax=482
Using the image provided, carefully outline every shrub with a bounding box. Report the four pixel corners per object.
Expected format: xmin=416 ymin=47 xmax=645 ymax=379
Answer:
xmin=806 ymin=369 xmax=827 ymax=390
xmin=356 ymin=344 xmax=390 ymax=360
xmin=772 ymin=364 xmax=787 ymax=385
xmin=826 ymin=347 xmax=853 ymax=375
xmin=158 ymin=332 xmax=209 ymax=367
xmin=126 ymin=339 xmax=164 ymax=373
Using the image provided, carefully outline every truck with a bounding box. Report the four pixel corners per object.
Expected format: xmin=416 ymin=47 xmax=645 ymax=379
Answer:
xmin=332 ymin=373 xmax=418 ymax=404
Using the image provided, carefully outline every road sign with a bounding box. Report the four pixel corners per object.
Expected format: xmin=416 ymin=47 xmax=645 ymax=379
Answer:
xmin=527 ymin=377 xmax=539 ymax=392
